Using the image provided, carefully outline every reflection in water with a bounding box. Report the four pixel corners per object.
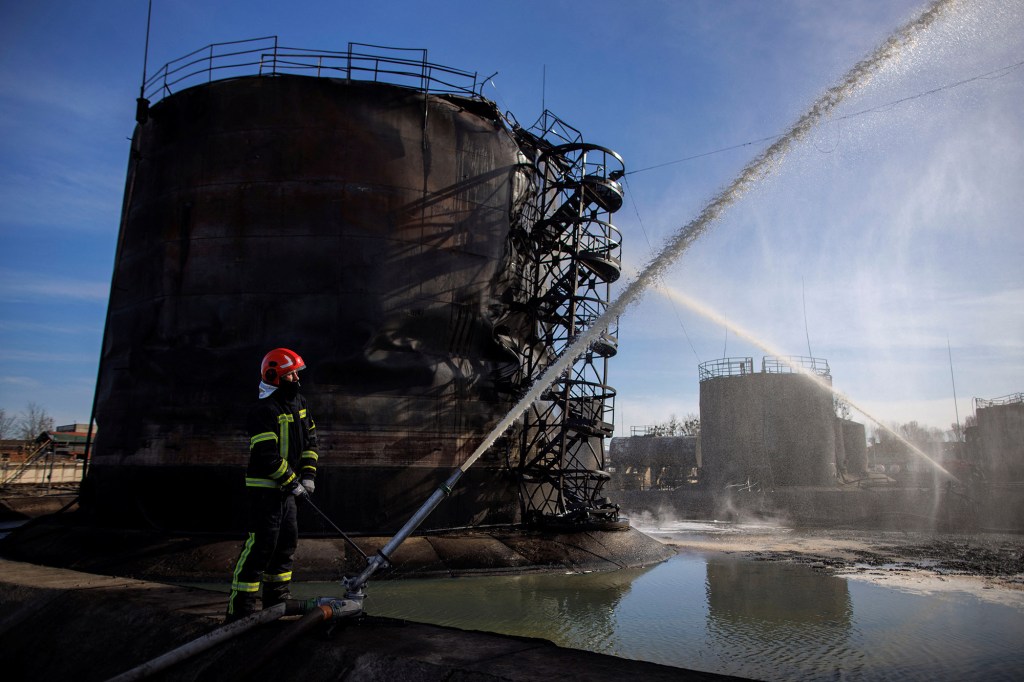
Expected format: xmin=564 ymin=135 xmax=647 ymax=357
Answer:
xmin=706 ymin=558 xmax=853 ymax=679
xmin=298 ymin=552 xmax=1024 ymax=681
xmin=329 ymin=565 xmax=656 ymax=653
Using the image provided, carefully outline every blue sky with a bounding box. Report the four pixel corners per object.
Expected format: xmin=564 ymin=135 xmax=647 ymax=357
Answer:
xmin=1 ymin=0 xmax=1021 ymax=437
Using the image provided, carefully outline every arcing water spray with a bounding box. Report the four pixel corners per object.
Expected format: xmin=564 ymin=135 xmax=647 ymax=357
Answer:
xmin=344 ymin=0 xmax=962 ymax=595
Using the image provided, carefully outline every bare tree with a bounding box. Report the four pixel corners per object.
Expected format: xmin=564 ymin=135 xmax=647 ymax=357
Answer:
xmin=650 ymin=413 xmax=700 ymax=437
xmin=0 ymin=408 xmax=17 ymax=439
xmin=18 ymin=402 xmax=54 ymax=440
xmin=898 ymin=421 xmax=945 ymax=446
xmin=872 ymin=420 xmax=948 ymax=460
xmin=833 ymin=395 xmax=851 ymax=420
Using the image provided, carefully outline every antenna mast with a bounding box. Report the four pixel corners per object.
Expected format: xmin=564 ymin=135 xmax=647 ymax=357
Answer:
xmin=947 ymin=336 xmax=963 ymax=440
xmin=802 ymin=276 xmax=813 ymax=357
xmin=136 ymin=0 xmax=153 ymax=123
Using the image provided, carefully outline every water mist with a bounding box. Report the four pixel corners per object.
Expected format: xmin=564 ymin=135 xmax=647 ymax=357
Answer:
xmin=460 ymin=0 xmax=961 ymax=474
xmin=651 ymin=283 xmax=958 ymax=481
xmin=347 ymin=2 xmax=964 ymax=591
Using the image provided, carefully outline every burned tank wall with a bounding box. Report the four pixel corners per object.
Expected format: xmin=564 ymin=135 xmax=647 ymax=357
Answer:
xmin=699 ymin=373 xmax=837 ymax=488
xmin=85 ymin=75 xmax=532 ymax=533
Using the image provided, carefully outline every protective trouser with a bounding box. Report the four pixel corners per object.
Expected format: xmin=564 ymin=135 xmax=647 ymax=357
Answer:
xmin=225 ymin=488 xmax=298 ymax=621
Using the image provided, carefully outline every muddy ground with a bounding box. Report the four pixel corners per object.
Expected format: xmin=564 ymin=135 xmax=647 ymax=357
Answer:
xmin=0 ymin=484 xmax=78 ymax=521
xmin=3 ymin=486 xmax=1023 ymax=604
xmin=644 ymin=522 xmax=1024 ymax=607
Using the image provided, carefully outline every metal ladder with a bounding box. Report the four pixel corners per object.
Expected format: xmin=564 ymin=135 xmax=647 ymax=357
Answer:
xmin=508 ymin=112 xmax=626 ymax=528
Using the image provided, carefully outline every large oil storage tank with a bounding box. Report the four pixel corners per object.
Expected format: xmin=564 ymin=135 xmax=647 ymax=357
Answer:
xmin=81 ymin=40 xmax=630 ymax=541
xmin=83 ymin=46 xmax=558 ymax=534
xmin=698 ymin=356 xmax=837 ymax=488
xmin=971 ymin=393 xmax=1024 ymax=482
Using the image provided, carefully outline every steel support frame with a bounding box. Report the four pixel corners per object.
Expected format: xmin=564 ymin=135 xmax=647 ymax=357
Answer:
xmin=509 ymin=112 xmax=625 ymax=527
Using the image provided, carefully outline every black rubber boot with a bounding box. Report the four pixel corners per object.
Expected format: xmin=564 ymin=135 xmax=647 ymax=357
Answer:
xmin=224 ymin=591 xmax=259 ymax=624
xmin=262 ymin=583 xmax=292 ymax=608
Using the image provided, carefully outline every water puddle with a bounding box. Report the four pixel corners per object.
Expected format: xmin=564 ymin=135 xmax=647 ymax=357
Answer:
xmin=295 ymin=550 xmax=1024 ymax=681
xmin=640 ymin=518 xmax=795 ymax=537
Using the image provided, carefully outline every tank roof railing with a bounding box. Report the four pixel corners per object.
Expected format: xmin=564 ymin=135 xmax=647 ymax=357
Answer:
xmin=698 ymin=357 xmax=754 ymax=382
xmin=529 ymin=110 xmax=585 ymax=148
xmin=975 ymin=392 xmax=1024 ymax=409
xmin=698 ymin=355 xmax=832 ymax=382
xmin=762 ymin=355 xmax=831 ymax=378
xmin=142 ymin=37 xmax=487 ymax=105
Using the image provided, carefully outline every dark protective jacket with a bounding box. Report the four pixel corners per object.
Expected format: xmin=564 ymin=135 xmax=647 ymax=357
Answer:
xmin=244 ymin=391 xmax=318 ymax=490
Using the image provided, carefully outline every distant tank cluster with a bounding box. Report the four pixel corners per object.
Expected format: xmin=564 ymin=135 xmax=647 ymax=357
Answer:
xmin=609 ymin=359 xmax=1022 ymax=531
xmin=615 ymin=358 xmax=1023 ymax=493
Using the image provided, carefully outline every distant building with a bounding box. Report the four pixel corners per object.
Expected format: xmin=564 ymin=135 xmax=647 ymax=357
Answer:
xmin=1 ymin=424 xmax=93 ymax=485
xmin=40 ymin=429 xmax=94 ymax=460
xmin=0 ymin=424 xmax=95 ymax=465
xmin=56 ymin=423 xmax=93 ymax=434
xmin=0 ymin=440 xmax=30 ymax=463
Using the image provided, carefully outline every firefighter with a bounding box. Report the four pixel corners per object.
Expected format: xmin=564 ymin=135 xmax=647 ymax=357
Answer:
xmin=225 ymin=347 xmax=319 ymax=623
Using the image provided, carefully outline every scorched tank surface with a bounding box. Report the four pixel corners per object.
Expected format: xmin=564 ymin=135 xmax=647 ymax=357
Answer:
xmin=86 ymin=73 xmax=534 ymax=533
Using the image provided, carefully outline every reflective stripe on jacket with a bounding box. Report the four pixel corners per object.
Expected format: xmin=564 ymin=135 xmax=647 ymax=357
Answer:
xmin=245 ymin=396 xmax=318 ymax=490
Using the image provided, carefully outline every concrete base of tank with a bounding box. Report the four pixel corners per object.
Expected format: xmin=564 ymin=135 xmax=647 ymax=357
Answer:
xmin=613 ymin=482 xmax=1024 ymax=533
xmin=0 ymin=557 xmax=744 ymax=681
xmin=0 ymin=507 xmax=675 ymax=584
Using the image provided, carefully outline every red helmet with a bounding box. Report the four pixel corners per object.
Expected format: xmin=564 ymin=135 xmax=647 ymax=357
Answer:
xmin=261 ymin=348 xmax=305 ymax=385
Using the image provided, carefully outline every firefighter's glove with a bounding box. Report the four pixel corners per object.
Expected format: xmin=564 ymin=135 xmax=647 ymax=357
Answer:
xmin=287 ymin=480 xmax=306 ymax=497
xmin=300 ymin=479 xmax=315 ymax=495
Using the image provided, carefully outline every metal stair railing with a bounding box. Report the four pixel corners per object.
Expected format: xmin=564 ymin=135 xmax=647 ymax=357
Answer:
xmin=0 ymin=440 xmax=49 ymax=485
xmin=508 ymin=111 xmax=626 ymax=526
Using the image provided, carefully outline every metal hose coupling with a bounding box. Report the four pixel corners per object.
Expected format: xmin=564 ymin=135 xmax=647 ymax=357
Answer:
xmin=292 ymin=595 xmax=364 ymax=620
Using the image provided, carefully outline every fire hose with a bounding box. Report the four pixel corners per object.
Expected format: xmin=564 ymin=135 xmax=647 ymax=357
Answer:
xmin=105 ymin=602 xmax=288 ymax=682
xmin=104 ymin=596 xmax=361 ymax=682
xmin=102 ymin=466 xmax=469 ymax=681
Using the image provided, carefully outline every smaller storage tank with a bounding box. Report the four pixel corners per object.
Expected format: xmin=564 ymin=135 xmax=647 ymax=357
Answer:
xmin=699 ymin=356 xmax=837 ymax=488
xmin=839 ymin=418 xmax=868 ymax=476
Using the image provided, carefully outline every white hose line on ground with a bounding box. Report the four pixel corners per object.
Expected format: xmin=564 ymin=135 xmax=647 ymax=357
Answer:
xmin=105 ymin=601 xmax=288 ymax=682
